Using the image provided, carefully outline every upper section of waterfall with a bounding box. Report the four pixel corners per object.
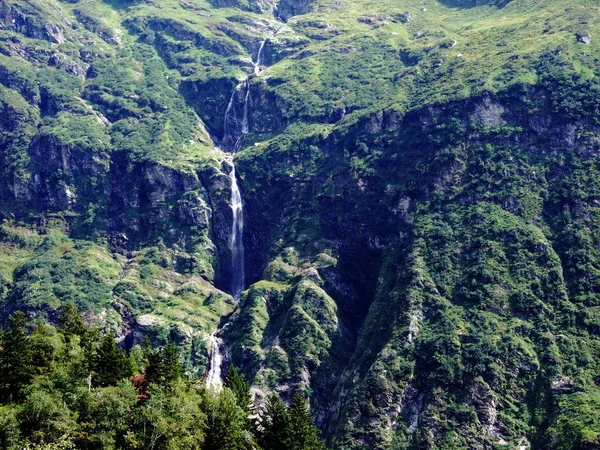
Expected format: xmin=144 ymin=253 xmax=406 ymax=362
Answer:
xmin=221 ymin=38 xmax=269 ymax=153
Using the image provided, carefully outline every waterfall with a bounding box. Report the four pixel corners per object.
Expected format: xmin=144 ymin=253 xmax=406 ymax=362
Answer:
xmin=206 ymin=331 xmax=223 ymax=391
xmin=222 ymin=38 xmax=268 ymax=152
xmin=254 ymin=39 xmax=267 ymax=75
xmin=207 ymin=35 xmax=271 ymax=390
xmin=224 ymin=39 xmax=267 ymax=294
xmin=232 ymin=80 xmax=251 ymax=152
xmin=222 ymin=89 xmax=236 ymax=145
xmin=204 ymin=163 xmax=243 ymax=391
xmin=230 ymin=163 xmax=245 ymax=299
xmin=241 ymin=79 xmax=250 ymax=135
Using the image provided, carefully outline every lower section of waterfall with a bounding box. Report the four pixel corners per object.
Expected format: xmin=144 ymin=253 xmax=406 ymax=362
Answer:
xmin=206 ymin=330 xmax=223 ymax=391
xmin=205 ymin=154 xmax=245 ymax=390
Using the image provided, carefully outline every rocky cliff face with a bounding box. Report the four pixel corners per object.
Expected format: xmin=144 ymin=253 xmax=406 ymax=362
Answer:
xmin=1 ymin=0 xmax=600 ymax=448
xmin=277 ymin=0 xmax=313 ymax=21
xmin=223 ymin=85 xmax=600 ymax=448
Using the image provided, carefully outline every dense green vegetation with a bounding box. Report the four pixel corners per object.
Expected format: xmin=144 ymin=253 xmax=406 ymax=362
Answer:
xmin=1 ymin=0 xmax=600 ymax=448
xmin=0 ymin=306 xmax=324 ymax=450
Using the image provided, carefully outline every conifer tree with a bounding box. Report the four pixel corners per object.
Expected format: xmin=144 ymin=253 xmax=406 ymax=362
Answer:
xmin=289 ymin=394 xmax=325 ymax=450
xmin=142 ymin=335 xmax=153 ymax=362
xmin=259 ymin=394 xmax=293 ymax=450
xmin=58 ymin=302 xmax=87 ymax=338
xmin=204 ymin=388 xmax=248 ymax=450
xmin=0 ymin=312 xmax=34 ymax=400
xmin=81 ymin=325 xmax=100 ymax=375
xmin=129 ymin=352 xmax=140 ymax=375
xmin=225 ymin=365 xmax=252 ymax=414
xmin=162 ymin=341 xmax=183 ymax=381
xmin=145 ymin=341 xmax=183 ymax=386
xmin=30 ymin=322 xmax=56 ymax=375
xmin=93 ymin=332 xmax=132 ymax=387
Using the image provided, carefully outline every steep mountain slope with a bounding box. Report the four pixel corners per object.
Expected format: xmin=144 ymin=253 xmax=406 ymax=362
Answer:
xmin=1 ymin=0 xmax=600 ymax=448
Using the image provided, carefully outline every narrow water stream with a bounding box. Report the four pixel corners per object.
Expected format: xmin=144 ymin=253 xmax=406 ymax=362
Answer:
xmin=230 ymin=162 xmax=245 ymax=300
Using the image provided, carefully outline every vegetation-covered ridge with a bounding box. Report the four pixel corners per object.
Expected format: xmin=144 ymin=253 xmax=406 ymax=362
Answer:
xmin=1 ymin=0 xmax=600 ymax=449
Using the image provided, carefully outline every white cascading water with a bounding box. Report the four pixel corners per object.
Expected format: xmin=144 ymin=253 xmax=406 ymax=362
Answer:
xmin=205 ymin=331 xmax=223 ymax=391
xmin=253 ymin=39 xmax=267 ymax=75
xmin=226 ymin=38 xmax=269 ymax=293
xmin=233 ymin=79 xmax=251 ymax=152
xmin=241 ymin=79 xmax=250 ymax=135
xmin=206 ymin=36 xmax=269 ymax=391
xmin=223 ymin=38 xmax=268 ymax=152
xmin=230 ymin=162 xmax=245 ymax=300
xmin=222 ymin=90 xmax=236 ymax=144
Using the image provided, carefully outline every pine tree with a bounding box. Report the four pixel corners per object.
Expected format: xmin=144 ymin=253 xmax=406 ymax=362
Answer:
xmin=93 ymin=332 xmax=133 ymax=387
xmin=225 ymin=365 xmax=252 ymax=414
xmin=0 ymin=312 xmax=34 ymax=400
xmin=162 ymin=341 xmax=183 ymax=381
xmin=129 ymin=352 xmax=140 ymax=375
xmin=203 ymin=388 xmax=248 ymax=450
xmin=289 ymin=394 xmax=325 ymax=450
xmin=259 ymin=394 xmax=293 ymax=450
xmin=31 ymin=322 xmax=56 ymax=375
xmin=58 ymin=302 xmax=87 ymax=338
xmin=145 ymin=341 xmax=183 ymax=386
xmin=142 ymin=335 xmax=153 ymax=362
xmin=81 ymin=325 xmax=100 ymax=375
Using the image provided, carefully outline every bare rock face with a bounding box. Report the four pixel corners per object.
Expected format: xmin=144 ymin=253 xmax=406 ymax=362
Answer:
xmin=0 ymin=1 xmax=66 ymax=43
xmin=28 ymin=133 xmax=110 ymax=211
xmin=209 ymin=0 xmax=276 ymax=13
xmin=177 ymin=196 xmax=211 ymax=228
xmin=43 ymin=22 xmax=65 ymax=44
xmin=277 ymin=0 xmax=313 ymax=21
xmin=474 ymin=96 xmax=506 ymax=127
xmin=551 ymin=375 xmax=576 ymax=393
xmin=577 ymin=33 xmax=592 ymax=44
xmin=396 ymin=11 xmax=412 ymax=23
